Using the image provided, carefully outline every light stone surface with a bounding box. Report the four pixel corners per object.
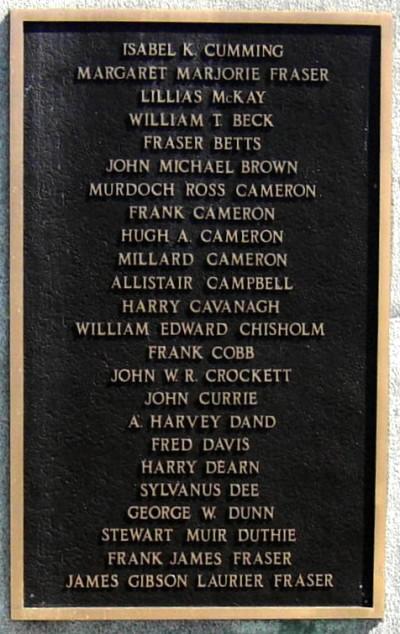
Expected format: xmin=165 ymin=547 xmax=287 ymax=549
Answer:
xmin=0 ymin=0 xmax=398 ymax=632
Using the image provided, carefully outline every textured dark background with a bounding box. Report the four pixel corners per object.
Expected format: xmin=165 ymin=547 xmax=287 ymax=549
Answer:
xmin=23 ymin=22 xmax=380 ymax=609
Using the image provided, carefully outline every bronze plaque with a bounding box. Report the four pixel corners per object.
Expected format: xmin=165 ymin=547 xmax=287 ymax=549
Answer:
xmin=10 ymin=10 xmax=391 ymax=621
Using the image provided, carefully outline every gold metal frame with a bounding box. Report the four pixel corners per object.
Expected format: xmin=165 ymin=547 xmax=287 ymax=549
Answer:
xmin=9 ymin=9 xmax=392 ymax=621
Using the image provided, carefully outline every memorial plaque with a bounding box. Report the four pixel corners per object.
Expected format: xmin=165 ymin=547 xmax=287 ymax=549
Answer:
xmin=10 ymin=10 xmax=391 ymax=620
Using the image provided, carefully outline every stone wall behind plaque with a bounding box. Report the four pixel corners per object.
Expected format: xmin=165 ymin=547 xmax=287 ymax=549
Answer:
xmin=0 ymin=0 xmax=399 ymax=633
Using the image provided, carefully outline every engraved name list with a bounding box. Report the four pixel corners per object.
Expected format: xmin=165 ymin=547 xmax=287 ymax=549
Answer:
xmin=13 ymin=15 xmax=389 ymax=619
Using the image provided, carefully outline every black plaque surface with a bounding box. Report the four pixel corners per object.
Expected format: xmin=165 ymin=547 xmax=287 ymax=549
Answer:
xmin=10 ymin=10 xmax=391 ymax=620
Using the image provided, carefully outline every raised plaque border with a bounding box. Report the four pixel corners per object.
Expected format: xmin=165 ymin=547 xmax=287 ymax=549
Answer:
xmin=9 ymin=9 xmax=392 ymax=621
